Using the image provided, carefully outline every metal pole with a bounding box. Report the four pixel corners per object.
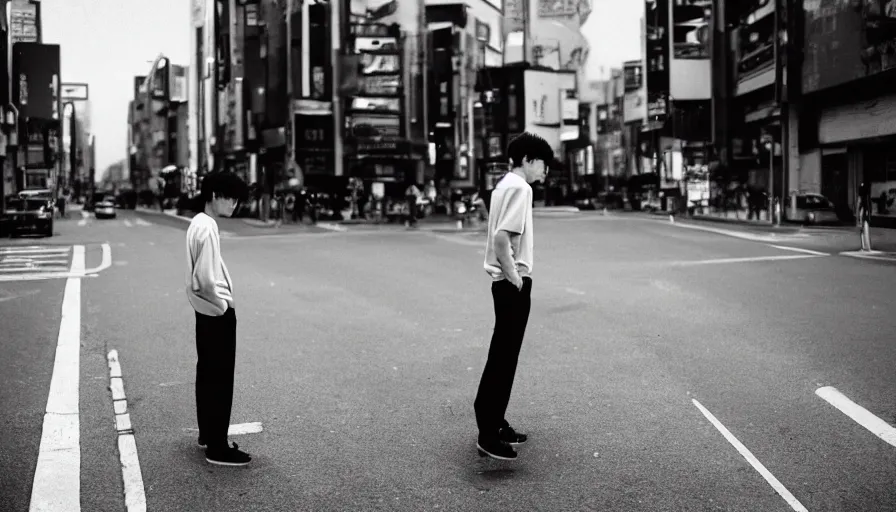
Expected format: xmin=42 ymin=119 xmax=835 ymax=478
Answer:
xmin=331 ymin=0 xmax=343 ymax=177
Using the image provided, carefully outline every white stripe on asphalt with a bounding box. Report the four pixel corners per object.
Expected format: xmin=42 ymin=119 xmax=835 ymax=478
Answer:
xmin=316 ymin=222 xmax=348 ymax=232
xmin=135 ymin=218 xmax=152 ymax=227
xmin=0 ymin=266 xmax=70 ymax=273
xmin=816 ymin=386 xmax=896 ymax=448
xmin=228 ymin=422 xmax=264 ymax=436
xmin=670 ymin=254 xmax=823 ymax=266
xmin=84 ymin=244 xmax=112 ymax=275
xmin=123 ymin=219 xmax=133 ymax=227
xmin=692 ymin=399 xmax=808 ymax=512
xmin=0 ymin=247 xmax=71 ymax=255
xmin=29 ymin=245 xmax=85 ymax=512
xmin=767 ymin=244 xmax=829 ymax=256
xmin=0 ymin=272 xmax=98 ymax=282
xmin=107 ymin=350 xmax=147 ymax=512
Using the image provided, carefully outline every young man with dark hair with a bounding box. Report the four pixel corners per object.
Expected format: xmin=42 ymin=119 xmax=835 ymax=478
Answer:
xmin=185 ymin=172 xmax=251 ymax=466
xmin=474 ymin=132 xmax=552 ymax=460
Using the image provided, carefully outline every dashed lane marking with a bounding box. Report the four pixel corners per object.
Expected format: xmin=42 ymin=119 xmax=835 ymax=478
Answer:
xmin=107 ymin=350 xmax=147 ymax=512
xmin=667 ymin=254 xmax=824 ymax=266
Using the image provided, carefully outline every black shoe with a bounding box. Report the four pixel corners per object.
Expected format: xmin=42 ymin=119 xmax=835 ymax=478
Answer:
xmin=476 ymin=438 xmax=518 ymax=461
xmin=498 ymin=425 xmax=527 ymax=445
xmin=198 ymin=436 xmax=206 ymax=447
xmin=205 ymin=442 xmax=251 ymax=466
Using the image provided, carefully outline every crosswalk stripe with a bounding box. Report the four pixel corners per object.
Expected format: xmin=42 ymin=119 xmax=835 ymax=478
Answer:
xmin=135 ymin=218 xmax=152 ymax=227
xmin=0 ymin=266 xmax=70 ymax=273
xmin=123 ymin=219 xmax=133 ymax=227
xmin=0 ymin=247 xmax=71 ymax=255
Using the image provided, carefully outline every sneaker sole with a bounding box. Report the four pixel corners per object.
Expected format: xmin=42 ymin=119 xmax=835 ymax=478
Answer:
xmin=205 ymin=457 xmax=250 ymax=467
xmin=476 ymin=443 xmax=517 ymax=461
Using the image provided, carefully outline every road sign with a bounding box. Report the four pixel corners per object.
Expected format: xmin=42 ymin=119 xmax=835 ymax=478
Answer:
xmin=60 ymin=83 xmax=89 ymax=101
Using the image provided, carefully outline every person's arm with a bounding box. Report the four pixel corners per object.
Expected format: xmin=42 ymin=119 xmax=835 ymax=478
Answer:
xmin=492 ymin=188 xmax=529 ymax=289
xmin=191 ymin=228 xmax=228 ymax=315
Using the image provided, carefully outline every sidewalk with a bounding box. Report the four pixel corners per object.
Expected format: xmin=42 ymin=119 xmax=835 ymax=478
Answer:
xmin=623 ymin=209 xmax=896 ymax=256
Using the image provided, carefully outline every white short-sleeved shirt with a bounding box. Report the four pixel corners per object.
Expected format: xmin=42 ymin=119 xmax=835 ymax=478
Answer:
xmin=483 ymin=172 xmax=534 ymax=281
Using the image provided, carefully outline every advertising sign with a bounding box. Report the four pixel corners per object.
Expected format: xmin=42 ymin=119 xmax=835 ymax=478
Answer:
xmin=134 ymin=76 xmax=147 ymax=98
xmin=623 ymin=60 xmax=643 ymax=91
xmin=537 ymin=0 xmax=578 ymax=18
xmin=645 ymin=0 xmax=669 ymax=121
xmin=355 ymin=36 xmax=399 ymax=53
xmin=358 ymin=75 xmax=400 ymax=96
xmin=12 ymin=43 xmax=60 ymax=121
xmin=360 ymin=54 xmax=400 ymax=74
xmin=10 ymin=0 xmax=39 ymax=44
xmin=803 ymin=0 xmax=896 ymax=93
xmin=169 ymin=65 xmax=188 ymax=103
xmin=294 ymin=113 xmax=334 ymax=154
xmin=671 ymin=0 xmax=711 ymax=59
xmin=61 ymin=83 xmax=89 ymax=101
xmin=351 ymin=97 xmax=401 ymax=114
xmin=347 ymin=114 xmax=401 ymax=138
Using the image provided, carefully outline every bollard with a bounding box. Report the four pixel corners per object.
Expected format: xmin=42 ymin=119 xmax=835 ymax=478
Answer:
xmin=602 ymin=207 xmax=608 ymax=216
xmin=456 ymin=219 xmax=463 ymax=230
xmin=669 ymin=214 xmax=674 ymax=224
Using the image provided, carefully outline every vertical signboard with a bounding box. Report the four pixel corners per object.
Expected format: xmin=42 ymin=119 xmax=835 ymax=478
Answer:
xmin=9 ymin=0 xmax=39 ymax=44
xmin=644 ymin=0 xmax=669 ymax=126
xmin=12 ymin=43 xmax=59 ymax=121
xmin=669 ymin=0 xmax=711 ymax=100
xmin=623 ymin=59 xmax=647 ymax=123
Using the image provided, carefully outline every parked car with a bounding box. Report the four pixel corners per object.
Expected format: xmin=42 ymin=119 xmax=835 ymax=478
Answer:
xmin=1 ymin=190 xmax=55 ymax=236
xmin=94 ymin=195 xmax=118 ymax=219
xmin=791 ymin=193 xmax=841 ymax=225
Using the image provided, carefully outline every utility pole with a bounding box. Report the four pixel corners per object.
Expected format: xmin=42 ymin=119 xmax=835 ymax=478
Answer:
xmin=331 ymin=0 xmax=343 ymax=177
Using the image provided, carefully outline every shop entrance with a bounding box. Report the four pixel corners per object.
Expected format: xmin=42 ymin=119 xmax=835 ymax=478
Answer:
xmin=821 ymin=149 xmax=850 ymax=215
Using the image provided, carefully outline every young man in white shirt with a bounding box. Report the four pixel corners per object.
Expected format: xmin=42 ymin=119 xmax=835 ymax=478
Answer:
xmin=475 ymin=132 xmax=552 ymax=460
xmin=185 ymin=172 xmax=251 ymax=466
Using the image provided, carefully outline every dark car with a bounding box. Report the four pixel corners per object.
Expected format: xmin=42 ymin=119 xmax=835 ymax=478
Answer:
xmin=2 ymin=191 xmax=55 ymax=236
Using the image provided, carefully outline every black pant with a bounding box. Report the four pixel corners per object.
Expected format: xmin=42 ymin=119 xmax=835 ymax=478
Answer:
xmin=195 ymin=307 xmax=237 ymax=450
xmin=474 ymin=277 xmax=532 ymax=440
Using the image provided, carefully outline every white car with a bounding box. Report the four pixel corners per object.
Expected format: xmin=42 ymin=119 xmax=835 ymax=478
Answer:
xmin=95 ymin=196 xmax=117 ymax=219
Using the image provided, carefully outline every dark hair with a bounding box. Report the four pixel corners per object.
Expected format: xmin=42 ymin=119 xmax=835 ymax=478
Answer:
xmin=507 ymin=132 xmax=553 ymax=168
xmin=199 ymin=172 xmax=248 ymax=205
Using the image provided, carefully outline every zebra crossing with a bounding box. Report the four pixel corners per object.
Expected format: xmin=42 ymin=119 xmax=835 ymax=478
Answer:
xmin=77 ymin=216 xmax=154 ymax=228
xmin=0 ymin=245 xmax=73 ymax=281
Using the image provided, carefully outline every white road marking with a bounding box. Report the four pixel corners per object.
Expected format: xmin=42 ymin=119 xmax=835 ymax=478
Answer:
xmin=654 ymin=219 xmax=809 ymax=242
xmin=228 ymin=422 xmax=264 ymax=436
xmin=564 ymin=287 xmax=586 ymax=295
xmin=669 ymin=254 xmax=823 ymax=266
xmin=840 ymin=250 xmax=896 ymax=262
xmin=0 ymin=272 xmax=98 ymax=282
xmin=0 ymin=247 xmax=70 ymax=255
xmin=767 ymin=244 xmax=829 ymax=256
xmin=316 ymin=222 xmax=348 ymax=232
xmin=692 ymin=399 xmax=808 ymax=512
xmin=107 ymin=350 xmax=147 ymax=512
xmin=123 ymin=219 xmax=134 ymax=227
xmin=29 ymin=246 xmax=85 ymax=512
xmin=84 ymin=244 xmax=112 ymax=275
xmin=78 ymin=211 xmax=89 ymax=227
xmin=816 ymin=386 xmax=896 ymax=448
xmin=0 ymin=266 xmax=70 ymax=273
xmin=135 ymin=218 xmax=152 ymax=227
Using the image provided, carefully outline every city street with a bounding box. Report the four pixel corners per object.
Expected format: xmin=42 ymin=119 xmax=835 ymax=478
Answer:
xmin=1 ymin=209 xmax=895 ymax=511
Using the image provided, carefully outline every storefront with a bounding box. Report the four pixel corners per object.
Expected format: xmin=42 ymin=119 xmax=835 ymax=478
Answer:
xmin=816 ymin=92 xmax=896 ymax=227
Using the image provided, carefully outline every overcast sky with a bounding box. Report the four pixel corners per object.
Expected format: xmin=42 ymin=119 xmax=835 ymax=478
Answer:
xmin=40 ymin=0 xmax=640 ymax=175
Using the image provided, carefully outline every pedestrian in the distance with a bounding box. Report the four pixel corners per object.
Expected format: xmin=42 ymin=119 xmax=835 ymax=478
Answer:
xmin=185 ymin=172 xmax=251 ymax=466
xmin=474 ymin=132 xmax=551 ymax=461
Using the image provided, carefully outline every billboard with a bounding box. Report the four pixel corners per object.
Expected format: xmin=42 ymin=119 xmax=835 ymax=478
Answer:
xmin=169 ymin=65 xmax=188 ymax=103
xmin=671 ymin=0 xmax=711 ymax=59
xmin=12 ymin=43 xmax=60 ymax=121
xmin=645 ymin=0 xmax=670 ymax=121
xmin=523 ymin=69 xmax=561 ymax=155
xmin=537 ymin=0 xmax=578 ymax=19
xmin=669 ymin=0 xmax=711 ymax=100
xmin=803 ymin=0 xmax=896 ymax=93
xmin=9 ymin=0 xmax=39 ymax=44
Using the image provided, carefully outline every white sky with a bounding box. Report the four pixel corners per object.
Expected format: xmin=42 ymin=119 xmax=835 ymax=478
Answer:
xmin=39 ymin=0 xmax=640 ymax=174
xmin=41 ymin=0 xmax=191 ymax=174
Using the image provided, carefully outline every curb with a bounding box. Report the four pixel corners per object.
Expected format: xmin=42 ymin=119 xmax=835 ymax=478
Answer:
xmin=840 ymin=250 xmax=896 ymax=262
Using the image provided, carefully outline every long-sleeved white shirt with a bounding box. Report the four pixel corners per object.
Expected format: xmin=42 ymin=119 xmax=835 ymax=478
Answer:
xmin=185 ymin=213 xmax=234 ymax=316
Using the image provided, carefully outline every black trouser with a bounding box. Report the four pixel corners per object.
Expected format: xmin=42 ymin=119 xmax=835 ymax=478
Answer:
xmin=474 ymin=277 xmax=532 ymax=440
xmin=195 ymin=307 xmax=237 ymax=450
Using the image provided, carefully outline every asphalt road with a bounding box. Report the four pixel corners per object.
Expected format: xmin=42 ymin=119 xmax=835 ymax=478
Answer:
xmin=1 ymin=209 xmax=895 ymax=511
